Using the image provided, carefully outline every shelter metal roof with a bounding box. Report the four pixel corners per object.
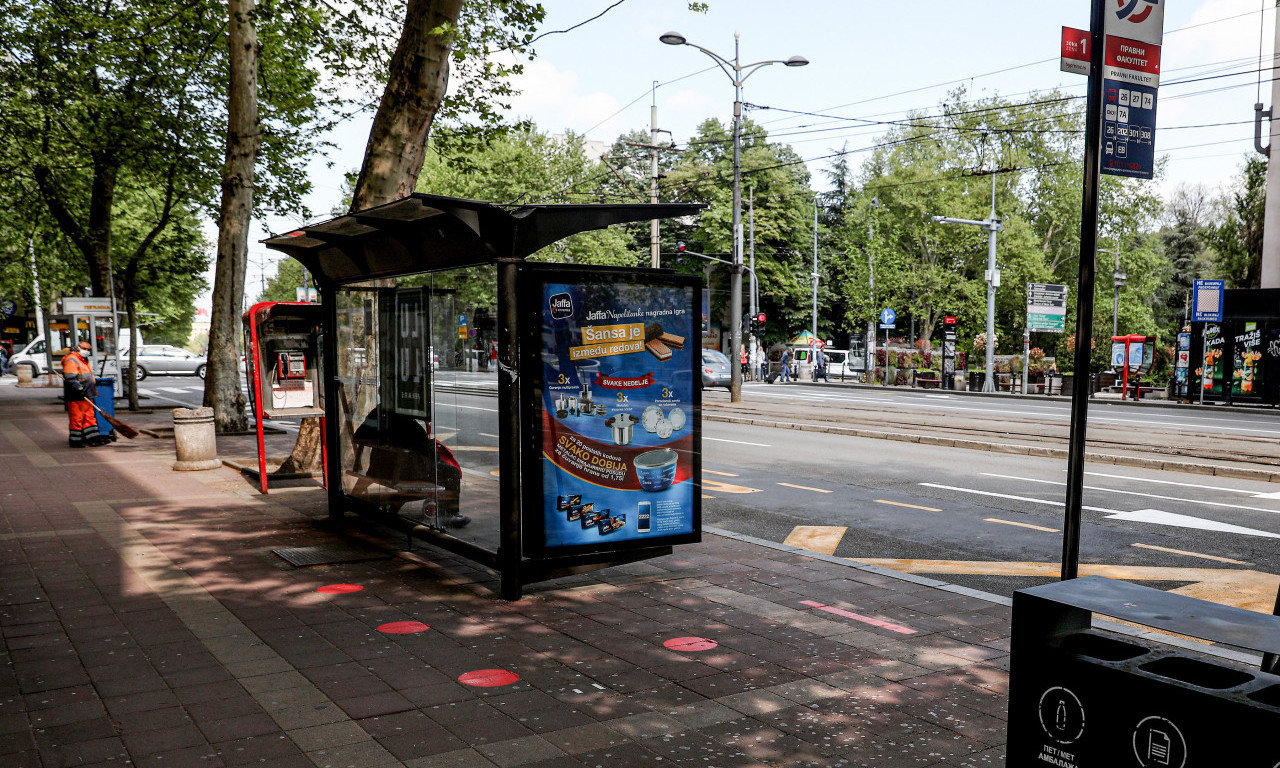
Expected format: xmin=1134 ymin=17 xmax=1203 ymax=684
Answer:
xmin=262 ymin=193 xmax=704 ymax=284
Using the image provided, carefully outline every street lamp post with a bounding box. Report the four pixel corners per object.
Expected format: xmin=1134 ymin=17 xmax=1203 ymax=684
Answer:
xmin=660 ymin=30 xmax=807 ymax=402
xmin=931 ymin=173 xmax=1002 ymax=393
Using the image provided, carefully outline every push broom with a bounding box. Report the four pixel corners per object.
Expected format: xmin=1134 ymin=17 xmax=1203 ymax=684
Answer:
xmin=86 ymin=400 xmax=139 ymax=439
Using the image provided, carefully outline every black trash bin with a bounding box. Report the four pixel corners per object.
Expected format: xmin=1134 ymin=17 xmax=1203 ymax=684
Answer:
xmin=1007 ymin=576 xmax=1280 ymax=767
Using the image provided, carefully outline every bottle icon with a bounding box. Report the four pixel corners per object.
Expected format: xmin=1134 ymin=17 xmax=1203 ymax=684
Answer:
xmin=1055 ymin=700 xmax=1067 ymax=731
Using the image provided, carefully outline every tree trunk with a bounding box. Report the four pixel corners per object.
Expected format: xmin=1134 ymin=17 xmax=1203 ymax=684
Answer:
xmin=350 ymin=0 xmax=463 ymax=211
xmin=124 ymin=278 xmax=140 ymax=411
xmin=278 ymin=0 xmax=462 ymax=474
xmin=205 ymin=0 xmax=261 ymax=433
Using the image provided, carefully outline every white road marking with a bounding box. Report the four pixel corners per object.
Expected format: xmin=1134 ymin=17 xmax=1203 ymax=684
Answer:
xmin=161 ymin=387 xmax=190 ymax=394
xmin=982 ymin=472 xmax=1280 ymax=515
xmin=1081 ymin=470 xmax=1263 ymax=496
xmin=1107 ymin=509 xmax=1280 ymax=539
xmin=705 ymin=436 xmax=771 ymax=447
xmin=923 ymin=394 xmax=952 ymax=399
xmin=918 ymin=482 xmax=1123 ymax=515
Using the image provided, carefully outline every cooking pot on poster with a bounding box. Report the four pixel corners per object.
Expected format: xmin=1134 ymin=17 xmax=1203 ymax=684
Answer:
xmin=634 ymin=448 xmax=678 ymax=492
xmin=605 ymin=413 xmax=637 ymax=446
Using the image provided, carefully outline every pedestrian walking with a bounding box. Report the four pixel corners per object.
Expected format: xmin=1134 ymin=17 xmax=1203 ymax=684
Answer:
xmin=814 ymin=345 xmax=829 ymax=382
xmin=61 ymin=341 xmax=106 ymax=448
xmin=780 ymin=348 xmax=792 ymax=382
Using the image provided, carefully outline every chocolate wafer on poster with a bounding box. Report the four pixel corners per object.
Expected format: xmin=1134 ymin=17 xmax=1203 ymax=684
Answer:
xmin=645 ymin=338 xmax=672 ymax=361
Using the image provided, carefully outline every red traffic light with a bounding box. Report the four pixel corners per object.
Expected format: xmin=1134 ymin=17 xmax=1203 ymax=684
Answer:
xmin=756 ymin=313 xmax=766 ymax=322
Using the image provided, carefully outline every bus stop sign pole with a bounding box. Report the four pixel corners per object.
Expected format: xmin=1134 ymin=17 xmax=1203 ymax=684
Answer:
xmin=1061 ymin=0 xmax=1107 ymax=582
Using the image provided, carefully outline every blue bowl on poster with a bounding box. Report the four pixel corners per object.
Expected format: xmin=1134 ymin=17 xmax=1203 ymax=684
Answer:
xmin=635 ymin=448 xmax=678 ymax=492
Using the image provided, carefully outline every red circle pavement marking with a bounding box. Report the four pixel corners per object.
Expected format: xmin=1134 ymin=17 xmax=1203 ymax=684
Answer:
xmin=317 ymin=584 xmax=364 ymax=594
xmin=378 ymin=620 xmax=430 ymax=634
xmin=663 ymin=636 xmax=718 ymax=652
xmin=458 ymin=669 xmax=520 ymax=687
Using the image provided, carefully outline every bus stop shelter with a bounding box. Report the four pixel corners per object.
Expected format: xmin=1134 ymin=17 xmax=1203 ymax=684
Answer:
xmin=264 ymin=194 xmax=705 ymax=599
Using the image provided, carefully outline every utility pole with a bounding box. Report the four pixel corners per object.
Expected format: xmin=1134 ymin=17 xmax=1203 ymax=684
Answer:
xmin=650 ymin=82 xmax=661 ymax=269
xmin=1111 ymin=243 xmax=1126 ymax=338
xmin=812 ymin=194 xmax=819 ymax=344
xmin=748 ymin=189 xmax=757 ymax=376
xmin=867 ymin=198 xmax=880 ymax=381
xmin=1257 ymin=1 xmax=1280 ymax=288
xmin=932 ymin=171 xmax=1003 ymax=392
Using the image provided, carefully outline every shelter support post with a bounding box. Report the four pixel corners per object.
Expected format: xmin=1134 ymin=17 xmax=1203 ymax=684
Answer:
xmin=498 ymin=260 xmax=523 ymax=600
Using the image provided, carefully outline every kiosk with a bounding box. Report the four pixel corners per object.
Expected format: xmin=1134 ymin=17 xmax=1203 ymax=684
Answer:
xmin=242 ymin=301 xmax=327 ymax=494
xmin=1190 ymin=288 xmax=1280 ymax=405
xmin=264 ymin=194 xmax=705 ymax=599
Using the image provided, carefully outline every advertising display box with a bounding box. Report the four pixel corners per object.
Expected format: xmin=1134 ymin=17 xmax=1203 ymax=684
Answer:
xmin=1189 ymin=288 xmax=1280 ymax=405
xmin=520 ymin=264 xmax=701 ymax=558
xmin=1007 ymin=577 xmax=1280 ymax=767
xmin=264 ymin=194 xmax=704 ymax=599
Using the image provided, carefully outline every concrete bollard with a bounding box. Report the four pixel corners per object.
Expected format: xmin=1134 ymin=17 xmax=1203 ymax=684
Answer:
xmin=15 ymin=366 xmax=32 ymax=385
xmin=172 ymin=407 xmax=221 ymax=471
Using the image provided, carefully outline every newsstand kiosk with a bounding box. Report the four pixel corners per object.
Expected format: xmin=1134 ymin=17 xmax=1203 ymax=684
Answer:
xmin=264 ymin=194 xmax=705 ymax=599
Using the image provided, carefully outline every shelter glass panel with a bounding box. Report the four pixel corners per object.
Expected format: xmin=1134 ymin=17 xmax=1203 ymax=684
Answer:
xmin=334 ymin=270 xmax=499 ymax=552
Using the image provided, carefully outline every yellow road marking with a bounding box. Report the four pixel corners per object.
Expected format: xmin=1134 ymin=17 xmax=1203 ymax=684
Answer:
xmin=874 ymin=499 xmax=940 ymax=512
xmin=702 ymin=494 xmax=715 ymax=499
xmin=1131 ymin=543 xmax=1248 ymax=565
xmin=489 ymin=470 xmax=500 ymax=477
xmin=703 ymin=469 xmax=739 ymax=477
xmin=784 ymin=526 xmax=847 ymax=556
xmin=986 ymin=517 xmax=1059 ymax=533
xmin=778 ymin=482 xmax=832 ymax=494
xmin=701 ymin=478 xmax=761 ymax=494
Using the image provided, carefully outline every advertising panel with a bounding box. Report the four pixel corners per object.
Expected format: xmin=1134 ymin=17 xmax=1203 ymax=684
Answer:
xmin=393 ymin=288 xmax=430 ymax=418
xmin=1233 ymin=322 xmax=1263 ymax=397
xmin=527 ymin=267 xmax=701 ymax=555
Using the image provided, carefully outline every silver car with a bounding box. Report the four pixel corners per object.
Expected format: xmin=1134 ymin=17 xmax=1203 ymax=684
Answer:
xmin=129 ymin=345 xmax=207 ymax=380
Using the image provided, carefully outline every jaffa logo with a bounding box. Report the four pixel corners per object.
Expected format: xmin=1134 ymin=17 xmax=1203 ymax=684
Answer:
xmin=549 ymin=292 xmax=573 ymax=320
xmin=1115 ymin=0 xmax=1158 ymax=24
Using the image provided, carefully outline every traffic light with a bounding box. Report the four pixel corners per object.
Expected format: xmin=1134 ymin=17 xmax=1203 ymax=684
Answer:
xmin=750 ymin=313 xmax=766 ymax=336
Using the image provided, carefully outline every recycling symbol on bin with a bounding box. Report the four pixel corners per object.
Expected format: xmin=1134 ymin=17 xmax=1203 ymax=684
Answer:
xmin=1038 ymin=686 xmax=1085 ymax=745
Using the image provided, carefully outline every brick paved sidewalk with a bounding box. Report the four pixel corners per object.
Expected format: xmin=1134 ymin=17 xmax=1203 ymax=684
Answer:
xmin=0 ymin=385 xmax=1009 ymax=767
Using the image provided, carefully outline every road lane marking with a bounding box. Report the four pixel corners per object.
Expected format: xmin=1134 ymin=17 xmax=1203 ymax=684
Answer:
xmin=705 ymin=436 xmax=771 ymax=447
xmin=777 ymin=482 xmax=832 ymax=494
xmin=161 ymin=387 xmax=191 ymax=394
xmin=923 ymin=394 xmax=952 ymax=399
xmin=875 ymin=499 xmax=941 ymax=512
xmin=702 ymin=494 xmax=715 ymax=499
xmin=986 ymin=518 xmax=1059 ymax=533
xmin=1106 ymin=509 xmax=1280 ymax=539
xmin=799 ymin=600 xmax=916 ymax=635
xmin=918 ymin=482 xmax=1124 ymax=515
xmin=849 ymin=558 xmax=1280 ymax=613
xmin=783 ymin=525 xmax=846 ymax=555
xmin=1131 ymin=543 xmax=1248 ymax=565
xmin=701 ymin=478 xmax=762 ymax=494
xmin=1082 ymin=471 xmax=1263 ymax=496
xmin=983 ymin=472 xmax=1280 ymax=514
xmin=703 ymin=469 xmax=740 ymax=477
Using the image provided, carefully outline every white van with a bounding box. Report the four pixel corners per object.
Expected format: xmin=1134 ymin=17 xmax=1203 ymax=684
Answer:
xmin=7 ymin=329 xmax=143 ymax=376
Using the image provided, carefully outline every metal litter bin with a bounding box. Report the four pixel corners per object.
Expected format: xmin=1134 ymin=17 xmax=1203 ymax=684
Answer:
xmin=1007 ymin=576 xmax=1280 ymax=766
xmin=93 ymin=377 xmax=116 ymax=441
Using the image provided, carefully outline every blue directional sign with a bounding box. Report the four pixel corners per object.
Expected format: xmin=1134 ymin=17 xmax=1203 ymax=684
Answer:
xmin=1191 ymin=279 xmax=1224 ymax=322
xmin=880 ymin=308 xmax=896 ymax=326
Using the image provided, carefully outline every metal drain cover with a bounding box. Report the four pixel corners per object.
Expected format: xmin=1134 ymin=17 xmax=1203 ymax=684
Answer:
xmin=272 ymin=544 xmax=388 ymax=567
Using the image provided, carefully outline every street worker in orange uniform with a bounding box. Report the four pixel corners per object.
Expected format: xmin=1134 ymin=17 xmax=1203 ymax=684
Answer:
xmin=62 ymin=341 xmax=105 ymax=447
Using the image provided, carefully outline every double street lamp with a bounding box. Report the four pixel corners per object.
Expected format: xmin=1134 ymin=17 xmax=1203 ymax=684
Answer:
xmin=659 ymin=30 xmax=807 ymax=402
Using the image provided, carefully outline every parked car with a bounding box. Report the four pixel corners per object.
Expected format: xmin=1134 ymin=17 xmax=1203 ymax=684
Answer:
xmin=701 ymin=348 xmax=733 ymax=389
xmin=129 ymin=345 xmax=207 ymax=380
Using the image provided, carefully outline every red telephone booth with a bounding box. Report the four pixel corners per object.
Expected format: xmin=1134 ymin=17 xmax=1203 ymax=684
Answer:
xmin=242 ymin=302 xmax=327 ymax=493
xmin=1109 ymin=334 xmax=1155 ymax=400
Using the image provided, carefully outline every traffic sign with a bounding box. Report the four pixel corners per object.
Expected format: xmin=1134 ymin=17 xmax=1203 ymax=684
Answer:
xmin=1191 ymin=279 xmax=1224 ymax=322
xmin=880 ymin=308 xmax=896 ymax=326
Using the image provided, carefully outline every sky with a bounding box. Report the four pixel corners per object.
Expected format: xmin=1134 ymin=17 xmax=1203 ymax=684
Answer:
xmin=216 ymin=0 xmax=1274 ymax=311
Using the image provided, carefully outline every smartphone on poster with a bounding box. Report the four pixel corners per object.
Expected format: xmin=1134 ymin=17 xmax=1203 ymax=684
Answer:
xmin=637 ymin=501 xmax=651 ymax=533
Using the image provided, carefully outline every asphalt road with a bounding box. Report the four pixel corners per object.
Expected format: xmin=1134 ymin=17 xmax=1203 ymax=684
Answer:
xmin=136 ymin=376 xmax=1280 ymax=608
